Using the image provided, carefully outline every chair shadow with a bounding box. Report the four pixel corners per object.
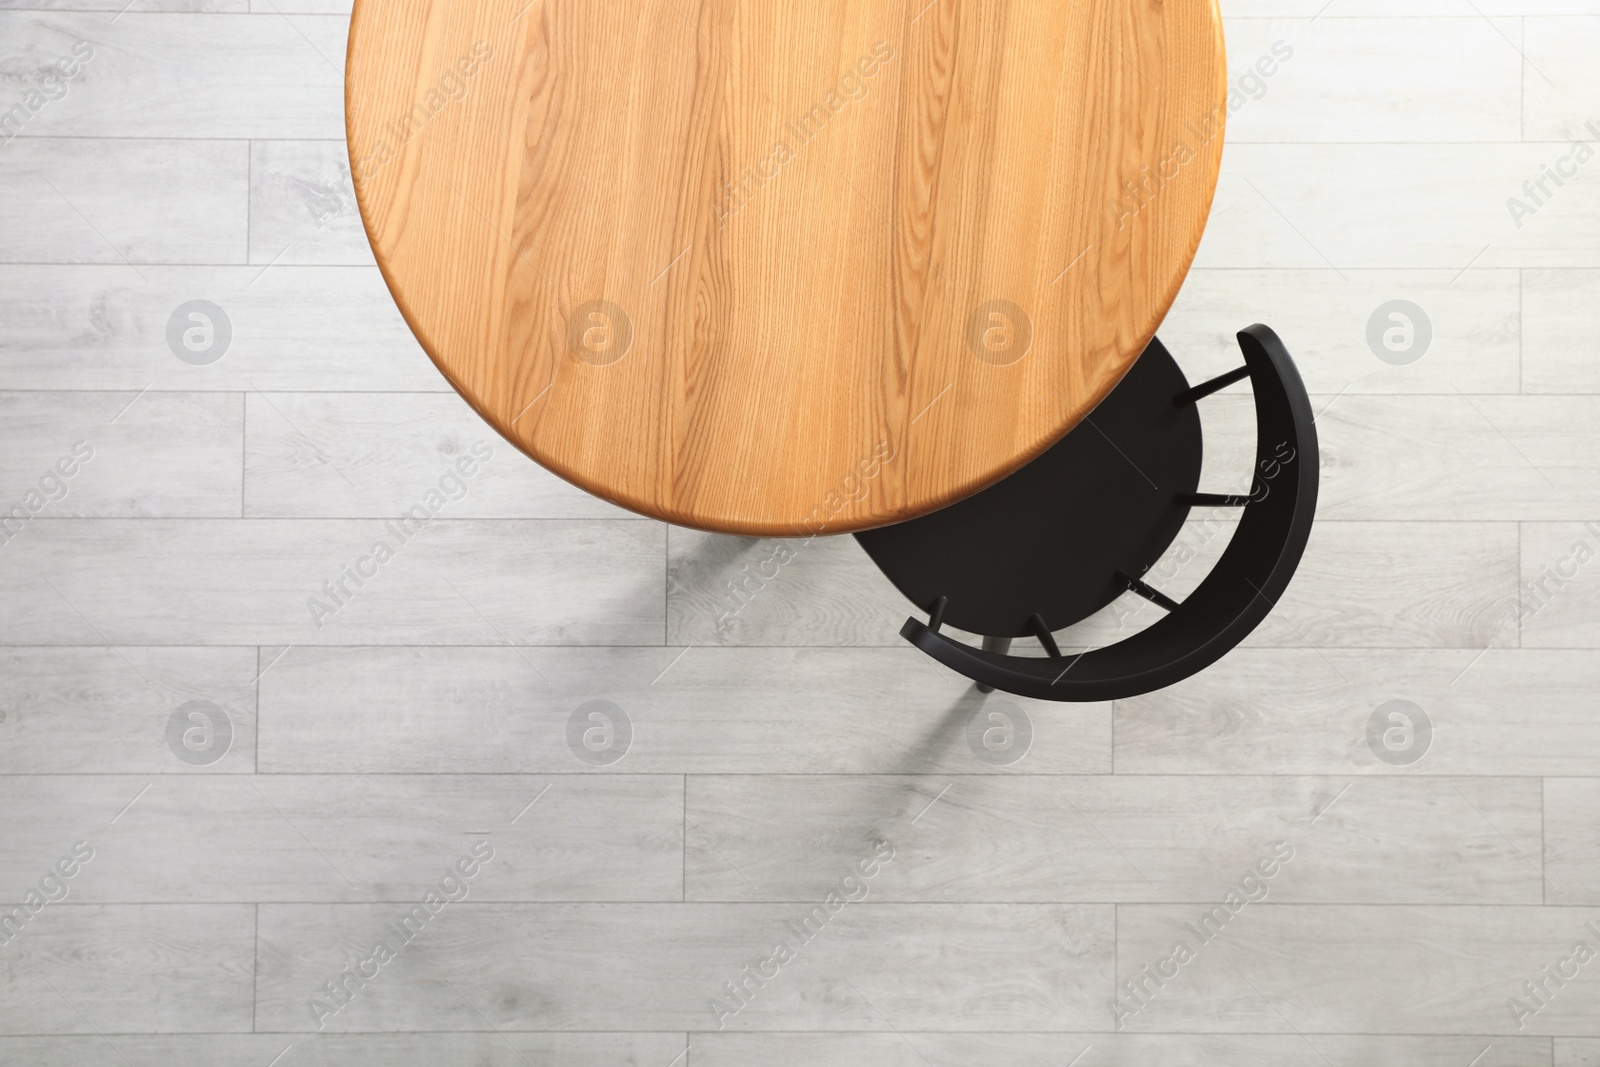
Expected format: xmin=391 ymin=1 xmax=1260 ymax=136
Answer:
xmin=896 ymin=684 xmax=992 ymax=773
xmin=851 ymin=684 xmax=1004 ymax=847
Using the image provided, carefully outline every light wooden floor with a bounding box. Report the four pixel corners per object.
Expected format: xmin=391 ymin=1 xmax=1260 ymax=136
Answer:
xmin=3 ymin=3 xmax=1600 ymax=1065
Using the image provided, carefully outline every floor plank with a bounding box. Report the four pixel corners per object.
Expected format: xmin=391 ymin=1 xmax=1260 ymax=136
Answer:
xmin=1222 ymin=17 xmax=1521 ymax=143
xmin=1544 ymin=778 xmax=1600 ymax=906
xmin=0 ymin=391 xmax=241 ymax=518
xmin=0 ymin=139 xmax=246 ymax=264
xmin=691 ymin=1032 xmax=1550 ymax=1067
xmin=684 ymin=775 xmax=1543 ymax=904
xmin=0 ymin=647 xmax=257 ymax=774
xmin=1518 ymin=521 xmax=1600 ymax=647
xmin=1163 ymin=269 xmax=1520 ymax=395
xmin=1114 ymin=904 xmax=1600 ymax=1034
xmin=0 ymin=519 xmax=665 ymax=645
xmin=1524 ymin=17 xmax=1600 ymax=142
xmin=249 ymin=140 xmax=370 ymax=265
xmin=1198 ymin=144 xmax=1600 ymax=270
xmin=1218 ymin=0 xmax=1598 ymax=17
xmin=1524 ymin=269 xmax=1600 ymax=394
xmin=1115 ymin=649 xmax=1600 ymax=775
xmin=0 ymin=265 xmax=438 ymax=391
xmin=1557 ymin=1039 xmax=1600 ymax=1066
xmin=0 ymin=1035 xmax=688 ymax=1067
xmin=251 ymin=0 xmax=349 ymax=12
xmin=255 ymin=902 xmax=1114 ymax=1032
xmin=0 ymin=775 xmax=684 ymax=903
xmin=1310 ymin=396 xmax=1600 ymax=520
xmin=0 ymin=0 xmax=243 ymax=8
xmin=0 ymin=904 xmax=254 ymax=1033
xmin=256 ymin=646 xmax=1110 ymax=774
xmin=1 ymin=13 xmax=344 ymax=139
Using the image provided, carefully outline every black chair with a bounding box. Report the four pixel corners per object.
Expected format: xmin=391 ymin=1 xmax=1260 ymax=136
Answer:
xmin=855 ymin=324 xmax=1318 ymax=701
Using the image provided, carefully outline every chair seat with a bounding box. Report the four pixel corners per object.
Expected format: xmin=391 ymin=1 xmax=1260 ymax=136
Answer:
xmin=855 ymin=338 xmax=1202 ymax=639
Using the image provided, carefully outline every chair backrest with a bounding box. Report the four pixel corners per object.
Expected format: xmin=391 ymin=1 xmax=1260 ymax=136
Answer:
xmin=902 ymin=324 xmax=1319 ymax=701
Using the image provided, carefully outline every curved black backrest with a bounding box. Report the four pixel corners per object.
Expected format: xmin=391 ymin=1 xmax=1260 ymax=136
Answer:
xmin=902 ymin=324 xmax=1319 ymax=701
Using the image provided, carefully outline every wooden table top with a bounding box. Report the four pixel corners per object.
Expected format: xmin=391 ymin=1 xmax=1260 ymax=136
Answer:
xmin=346 ymin=0 xmax=1227 ymax=534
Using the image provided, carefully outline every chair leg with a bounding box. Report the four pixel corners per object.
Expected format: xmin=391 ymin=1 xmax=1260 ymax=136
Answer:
xmin=975 ymin=635 xmax=1012 ymax=692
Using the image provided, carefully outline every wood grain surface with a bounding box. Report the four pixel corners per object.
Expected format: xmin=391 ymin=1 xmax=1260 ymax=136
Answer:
xmin=345 ymin=0 xmax=1227 ymax=532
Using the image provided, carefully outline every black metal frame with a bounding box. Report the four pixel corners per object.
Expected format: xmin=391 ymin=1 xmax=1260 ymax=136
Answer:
xmin=895 ymin=324 xmax=1319 ymax=701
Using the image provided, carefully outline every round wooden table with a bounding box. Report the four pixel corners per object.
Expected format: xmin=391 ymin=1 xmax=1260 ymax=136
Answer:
xmin=346 ymin=0 xmax=1227 ymax=535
